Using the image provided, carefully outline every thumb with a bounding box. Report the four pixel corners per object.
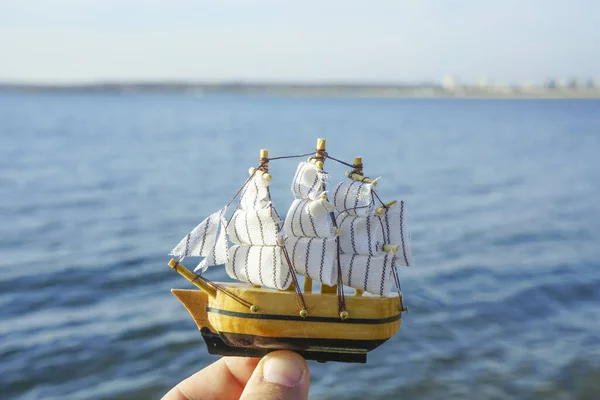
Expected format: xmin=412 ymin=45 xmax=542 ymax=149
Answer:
xmin=240 ymin=350 xmax=310 ymax=400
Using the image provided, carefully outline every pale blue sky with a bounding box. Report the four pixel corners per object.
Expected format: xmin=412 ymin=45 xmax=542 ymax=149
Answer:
xmin=1 ymin=0 xmax=598 ymax=84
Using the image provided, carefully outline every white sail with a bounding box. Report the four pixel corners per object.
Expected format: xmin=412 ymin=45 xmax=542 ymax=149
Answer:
xmin=284 ymin=237 xmax=337 ymax=286
xmin=283 ymin=198 xmax=335 ymax=238
xmin=196 ymin=212 xmax=229 ymax=272
xmin=337 ymin=212 xmax=383 ymax=256
xmin=291 ymin=161 xmax=326 ymax=200
xmin=223 ymin=170 xmax=291 ymax=290
xmin=331 ymin=180 xmax=375 ymax=217
xmin=239 ymin=173 xmax=270 ymax=210
xmin=334 ymin=177 xmax=409 ymax=296
xmin=226 ymin=245 xmax=291 ymax=290
xmin=338 ymin=253 xmax=394 ymax=296
xmin=169 ymin=207 xmax=229 ymax=272
xmin=378 ymin=201 xmax=412 ymax=267
xmin=170 ymin=207 xmax=227 ymax=258
xmin=227 ymin=208 xmax=281 ymax=246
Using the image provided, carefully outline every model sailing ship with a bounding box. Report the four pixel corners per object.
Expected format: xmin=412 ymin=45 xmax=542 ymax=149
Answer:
xmin=168 ymin=138 xmax=412 ymax=363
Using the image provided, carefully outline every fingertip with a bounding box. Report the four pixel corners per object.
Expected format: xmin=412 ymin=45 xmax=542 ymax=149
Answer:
xmin=241 ymin=350 xmax=310 ymax=400
xmin=262 ymin=350 xmax=309 ymax=387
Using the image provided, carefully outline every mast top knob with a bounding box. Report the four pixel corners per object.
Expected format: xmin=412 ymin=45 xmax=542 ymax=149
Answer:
xmin=315 ymin=138 xmax=326 ymax=170
xmin=316 ymin=138 xmax=326 ymax=150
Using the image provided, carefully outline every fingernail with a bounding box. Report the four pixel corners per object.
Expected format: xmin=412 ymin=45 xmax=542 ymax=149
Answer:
xmin=262 ymin=353 xmax=305 ymax=387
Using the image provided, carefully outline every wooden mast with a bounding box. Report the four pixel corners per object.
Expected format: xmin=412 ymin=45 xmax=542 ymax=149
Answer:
xmin=304 ymin=139 xmax=326 ymax=293
xmin=318 ymin=138 xmax=338 ymax=295
xmin=352 ymin=157 xmax=365 ymax=297
xmin=253 ymin=149 xmax=270 ymax=289
xmin=168 ymin=259 xmax=217 ymax=298
xmin=270 ymin=144 xmax=296 ymax=293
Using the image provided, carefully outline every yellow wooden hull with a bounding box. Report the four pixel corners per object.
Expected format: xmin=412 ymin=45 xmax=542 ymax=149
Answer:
xmin=172 ymin=284 xmax=402 ymax=363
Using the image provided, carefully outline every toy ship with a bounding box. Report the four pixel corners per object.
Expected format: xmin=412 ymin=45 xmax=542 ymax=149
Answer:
xmin=168 ymin=138 xmax=412 ymax=363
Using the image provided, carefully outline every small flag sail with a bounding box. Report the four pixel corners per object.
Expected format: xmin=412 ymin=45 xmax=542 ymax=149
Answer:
xmin=170 ymin=206 xmax=229 ymax=272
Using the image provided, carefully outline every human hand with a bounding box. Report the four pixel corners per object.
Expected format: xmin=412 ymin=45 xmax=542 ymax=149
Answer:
xmin=162 ymin=350 xmax=310 ymax=400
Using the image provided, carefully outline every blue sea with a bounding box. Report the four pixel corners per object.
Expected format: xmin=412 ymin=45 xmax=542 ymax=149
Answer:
xmin=1 ymin=93 xmax=599 ymax=399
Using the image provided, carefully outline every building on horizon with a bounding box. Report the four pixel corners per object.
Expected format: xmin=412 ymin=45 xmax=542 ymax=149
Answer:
xmin=442 ymin=75 xmax=457 ymax=90
xmin=586 ymin=79 xmax=595 ymax=89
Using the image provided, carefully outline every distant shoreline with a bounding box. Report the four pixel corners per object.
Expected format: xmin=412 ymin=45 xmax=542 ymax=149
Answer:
xmin=1 ymin=82 xmax=599 ymax=99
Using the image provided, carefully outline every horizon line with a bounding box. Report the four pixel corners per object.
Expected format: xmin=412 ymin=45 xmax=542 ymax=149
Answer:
xmin=0 ymin=78 xmax=592 ymax=88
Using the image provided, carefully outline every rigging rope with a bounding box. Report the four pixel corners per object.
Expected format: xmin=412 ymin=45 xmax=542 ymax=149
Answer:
xmin=267 ymin=185 xmax=308 ymax=312
xmin=391 ymin=264 xmax=406 ymax=312
xmin=281 ymin=245 xmax=308 ymax=311
xmin=372 ymin=190 xmax=387 ymax=207
xmin=373 ymin=195 xmax=407 ymax=312
xmin=202 ymin=275 xmax=254 ymax=309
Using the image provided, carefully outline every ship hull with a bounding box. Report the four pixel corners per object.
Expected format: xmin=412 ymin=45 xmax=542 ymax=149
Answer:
xmin=172 ymin=283 xmax=402 ymax=363
xmin=201 ymin=328 xmax=388 ymax=363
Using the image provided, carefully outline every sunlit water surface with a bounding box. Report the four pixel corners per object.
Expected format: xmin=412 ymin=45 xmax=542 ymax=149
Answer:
xmin=1 ymin=93 xmax=599 ymax=399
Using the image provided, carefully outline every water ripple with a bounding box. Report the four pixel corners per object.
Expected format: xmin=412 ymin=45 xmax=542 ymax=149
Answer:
xmin=1 ymin=94 xmax=600 ymax=399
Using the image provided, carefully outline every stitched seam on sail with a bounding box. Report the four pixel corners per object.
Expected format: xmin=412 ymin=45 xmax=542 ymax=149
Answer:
xmin=306 ymin=201 xmax=317 ymax=236
xmin=332 ymin=182 xmax=343 ymax=209
xmin=244 ymin=246 xmax=251 ymax=284
xmin=297 ymin=164 xmax=307 ymax=196
xmin=364 ymin=255 xmax=371 ymax=291
xmin=291 ymin=238 xmax=300 ymax=274
xmin=282 ymin=247 xmax=291 ymax=288
xmin=366 ymin=215 xmax=372 ymax=255
xmin=309 ymin=170 xmax=319 ymax=199
xmin=244 ymin=211 xmax=253 ymax=245
xmin=232 ymin=211 xmax=242 ymax=244
xmin=272 ymin=246 xmax=277 ymax=288
xmin=253 ymin=178 xmax=259 ymax=209
xmin=256 ymin=210 xmax=265 ymax=244
xmin=350 ymin=216 xmax=357 ymax=254
xmin=353 ymin=182 xmax=363 ymax=213
xmin=239 ymin=184 xmax=249 ymax=210
xmin=400 ymin=201 xmax=409 ymax=266
xmin=338 ymin=212 xmax=350 ymax=251
xmin=210 ymin=209 xmax=225 ymax=262
xmin=231 ymin=246 xmax=240 ymax=280
xmin=380 ymin=254 xmax=388 ymax=296
xmin=290 ymin=200 xmax=301 ymax=237
xmin=298 ymin=200 xmax=308 ymax=237
xmin=258 ymin=246 xmax=264 ymax=286
xmin=319 ymin=238 xmax=326 ymax=283
xmin=384 ymin=210 xmax=391 ymax=244
xmin=348 ymin=254 xmax=356 ymax=287
xmin=271 ymin=203 xmax=282 ymax=224
xmin=305 ymin=238 xmax=314 ymax=277
xmin=321 ymin=200 xmax=332 ymax=236
xmin=198 ymin=215 xmax=211 ymax=255
xmin=183 ymin=233 xmax=191 ymax=256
